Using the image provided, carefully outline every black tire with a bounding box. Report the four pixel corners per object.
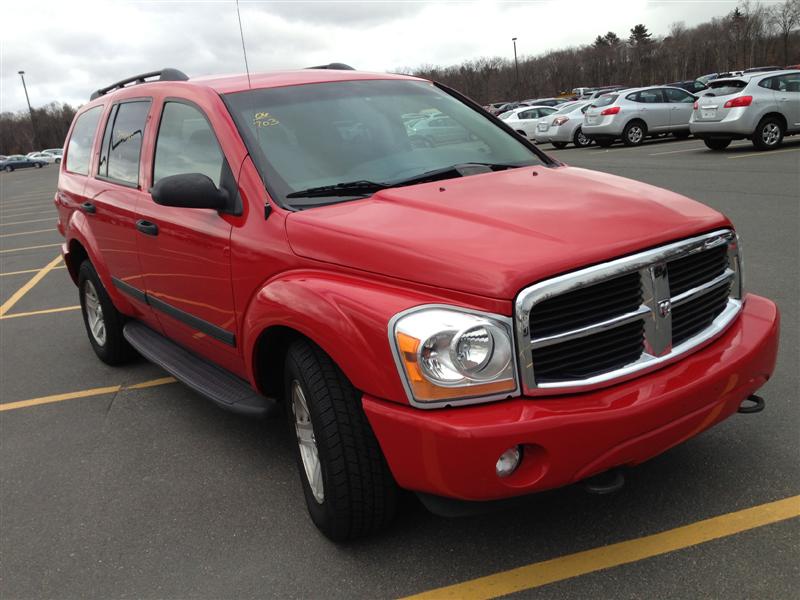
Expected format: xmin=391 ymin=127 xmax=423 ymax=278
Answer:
xmin=752 ymin=117 xmax=784 ymax=150
xmin=596 ymin=138 xmax=614 ymax=148
xmin=284 ymin=339 xmax=397 ymax=541
xmin=55 ymin=158 xmax=61 ymax=164
xmin=622 ymin=120 xmax=647 ymax=146
xmin=573 ymin=127 xmax=592 ymax=148
xmin=551 ymin=141 xmax=567 ymax=149
xmin=4 ymin=165 xmax=13 ymax=172
xmin=704 ymin=138 xmax=731 ymax=151
xmin=35 ymin=163 xmax=42 ymax=168
xmin=78 ymin=260 xmax=134 ymax=365
xmin=673 ymin=130 xmax=691 ymax=139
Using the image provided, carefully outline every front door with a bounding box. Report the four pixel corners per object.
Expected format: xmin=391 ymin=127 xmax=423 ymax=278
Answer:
xmin=135 ymin=99 xmax=241 ymax=370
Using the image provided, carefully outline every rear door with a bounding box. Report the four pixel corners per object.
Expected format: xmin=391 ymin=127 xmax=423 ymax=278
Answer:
xmin=664 ymin=87 xmax=695 ymax=129
xmin=81 ymin=99 xmax=158 ymax=326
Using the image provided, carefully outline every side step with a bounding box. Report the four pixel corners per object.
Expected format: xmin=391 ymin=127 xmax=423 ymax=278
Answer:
xmin=123 ymin=321 xmax=278 ymax=418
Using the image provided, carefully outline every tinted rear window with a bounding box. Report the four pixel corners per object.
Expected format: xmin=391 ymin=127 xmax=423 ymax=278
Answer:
xmin=703 ymin=80 xmax=747 ymax=97
xmin=591 ymin=94 xmax=618 ymax=108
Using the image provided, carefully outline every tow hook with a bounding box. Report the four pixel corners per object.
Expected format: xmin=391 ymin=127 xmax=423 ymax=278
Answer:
xmin=583 ymin=468 xmax=625 ymax=495
xmin=738 ymin=394 xmax=765 ymax=414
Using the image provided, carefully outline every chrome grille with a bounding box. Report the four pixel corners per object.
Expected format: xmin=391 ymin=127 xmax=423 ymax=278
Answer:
xmin=515 ymin=230 xmax=742 ymax=394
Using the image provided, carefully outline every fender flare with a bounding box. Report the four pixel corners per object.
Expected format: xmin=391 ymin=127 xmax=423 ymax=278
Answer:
xmin=241 ymin=270 xmax=462 ymax=404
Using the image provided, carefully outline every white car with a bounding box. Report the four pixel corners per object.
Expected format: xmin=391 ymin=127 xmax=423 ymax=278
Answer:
xmin=534 ymin=101 xmax=593 ymax=148
xmin=42 ymin=148 xmax=63 ymax=163
xmin=499 ymin=105 xmax=558 ymax=140
xmin=27 ymin=152 xmax=56 ymax=164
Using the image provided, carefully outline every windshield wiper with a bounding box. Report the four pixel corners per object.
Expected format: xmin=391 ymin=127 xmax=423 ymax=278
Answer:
xmin=286 ymin=180 xmax=388 ymax=198
xmin=285 ymin=163 xmax=529 ymax=199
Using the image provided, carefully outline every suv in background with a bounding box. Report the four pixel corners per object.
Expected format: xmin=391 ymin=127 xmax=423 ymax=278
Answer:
xmin=583 ymin=86 xmax=697 ymax=146
xmin=56 ymin=66 xmax=778 ymax=540
xmin=691 ymin=70 xmax=800 ymax=150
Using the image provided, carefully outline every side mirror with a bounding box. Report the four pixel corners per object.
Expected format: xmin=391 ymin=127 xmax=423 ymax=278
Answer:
xmin=150 ymin=173 xmax=228 ymax=210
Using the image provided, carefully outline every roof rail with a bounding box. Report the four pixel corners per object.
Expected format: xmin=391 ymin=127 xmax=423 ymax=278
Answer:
xmin=90 ymin=68 xmax=189 ymax=101
xmin=306 ymin=63 xmax=355 ymax=71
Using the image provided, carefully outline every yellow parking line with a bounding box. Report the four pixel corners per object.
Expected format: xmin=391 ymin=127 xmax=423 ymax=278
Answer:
xmin=728 ymin=147 xmax=800 ymax=159
xmin=0 ymin=228 xmax=55 ymax=238
xmin=0 ymin=255 xmax=63 ymax=316
xmin=0 ymin=377 xmax=177 ymax=412
xmin=0 ymin=243 xmax=61 ymax=254
xmin=0 ymin=217 xmax=57 ymax=227
xmin=402 ymin=495 xmax=800 ymax=600
xmin=1 ymin=265 xmax=66 ymax=277
xmin=0 ymin=305 xmax=79 ymax=320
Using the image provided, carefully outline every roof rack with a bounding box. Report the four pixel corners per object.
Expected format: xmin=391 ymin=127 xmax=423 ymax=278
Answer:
xmin=90 ymin=68 xmax=189 ymax=100
xmin=306 ymin=63 xmax=355 ymax=71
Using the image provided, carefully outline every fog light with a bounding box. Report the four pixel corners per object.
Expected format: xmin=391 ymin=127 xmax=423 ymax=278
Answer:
xmin=496 ymin=446 xmax=521 ymax=478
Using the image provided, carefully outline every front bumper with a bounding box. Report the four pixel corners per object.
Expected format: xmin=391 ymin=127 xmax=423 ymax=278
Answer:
xmin=364 ymin=294 xmax=779 ymax=501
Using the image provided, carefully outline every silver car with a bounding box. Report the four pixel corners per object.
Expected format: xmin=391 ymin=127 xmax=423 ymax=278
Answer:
xmin=582 ymin=86 xmax=697 ymax=147
xmin=534 ymin=101 xmax=593 ymax=148
xmin=690 ymin=70 xmax=800 ymax=151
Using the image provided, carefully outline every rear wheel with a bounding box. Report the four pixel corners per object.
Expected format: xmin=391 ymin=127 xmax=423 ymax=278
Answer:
xmin=78 ymin=260 xmax=134 ymax=365
xmin=573 ymin=127 xmax=592 ymax=148
xmin=284 ymin=339 xmax=398 ymax=541
xmin=596 ymin=138 xmax=614 ymax=148
xmin=704 ymin=138 xmax=731 ymax=151
xmin=752 ymin=117 xmax=784 ymax=150
xmin=4 ymin=165 xmax=13 ymax=172
xmin=35 ymin=163 xmax=42 ymax=169
xmin=622 ymin=121 xmax=647 ymax=146
xmin=551 ymin=141 xmax=567 ymax=149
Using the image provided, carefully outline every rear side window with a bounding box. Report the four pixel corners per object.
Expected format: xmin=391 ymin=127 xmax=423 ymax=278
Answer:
xmin=704 ymin=80 xmax=747 ymax=97
xmin=153 ymin=102 xmax=224 ymax=186
xmin=99 ymin=100 xmax=151 ymax=186
xmin=65 ymin=106 xmax=102 ymax=175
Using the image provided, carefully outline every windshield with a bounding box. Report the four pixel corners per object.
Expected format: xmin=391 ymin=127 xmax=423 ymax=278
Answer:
xmin=223 ymin=79 xmax=545 ymax=209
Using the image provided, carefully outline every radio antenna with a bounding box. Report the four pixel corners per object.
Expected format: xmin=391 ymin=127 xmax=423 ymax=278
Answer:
xmin=235 ymin=0 xmax=252 ymax=88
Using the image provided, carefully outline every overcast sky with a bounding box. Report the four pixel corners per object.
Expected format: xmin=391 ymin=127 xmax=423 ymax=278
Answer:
xmin=1 ymin=0 xmax=757 ymax=112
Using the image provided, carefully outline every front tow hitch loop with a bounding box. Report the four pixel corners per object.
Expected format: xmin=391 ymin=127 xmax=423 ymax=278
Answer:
xmin=738 ymin=394 xmax=765 ymax=414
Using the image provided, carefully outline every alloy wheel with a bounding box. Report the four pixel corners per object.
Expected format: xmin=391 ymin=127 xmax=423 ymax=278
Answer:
xmin=628 ymin=126 xmax=643 ymax=144
xmin=83 ymin=280 xmax=107 ymax=346
xmin=291 ymin=380 xmax=324 ymax=503
xmin=762 ymin=123 xmax=780 ymax=146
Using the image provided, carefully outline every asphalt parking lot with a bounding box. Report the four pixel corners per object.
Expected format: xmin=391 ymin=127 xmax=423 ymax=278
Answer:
xmin=1 ymin=137 xmax=798 ymax=599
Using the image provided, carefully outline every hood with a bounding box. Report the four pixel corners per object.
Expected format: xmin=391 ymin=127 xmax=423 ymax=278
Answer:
xmin=286 ymin=165 xmax=730 ymax=300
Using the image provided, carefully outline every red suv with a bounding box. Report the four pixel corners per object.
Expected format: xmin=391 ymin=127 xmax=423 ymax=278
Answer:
xmin=56 ymin=66 xmax=779 ymax=540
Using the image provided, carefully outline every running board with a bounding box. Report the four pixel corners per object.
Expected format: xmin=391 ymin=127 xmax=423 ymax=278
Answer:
xmin=123 ymin=321 xmax=277 ymax=418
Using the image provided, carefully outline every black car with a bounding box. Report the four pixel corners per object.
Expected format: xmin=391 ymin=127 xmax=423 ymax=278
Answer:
xmin=0 ymin=155 xmax=47 ymax=172
xmin=667 ymin=80 xmax=708 ymax=93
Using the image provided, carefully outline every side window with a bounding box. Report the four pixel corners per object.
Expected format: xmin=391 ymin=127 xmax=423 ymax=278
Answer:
xmin=65 ymin=106 xmax=102 ymax=175
xmin=665 ymin=88 xmax=694 ymax=103
xmin=777 ymin=74 xmax=800 ymax=92
xmin=758 ymin=77 xmax=779 ymax=91
xmin=153 ymin=102 xmax=224 ymax=186
xmin=99 ymin=100 xmax=151 ymax=185
xmin=518 ymin=110 xmax=534 ymax=120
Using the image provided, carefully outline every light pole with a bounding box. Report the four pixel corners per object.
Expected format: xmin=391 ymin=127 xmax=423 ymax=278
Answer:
xmin=511 ymin=37 xmax=520 ymax=99
xmin=18 ymin=70 xmax=38 ymax=148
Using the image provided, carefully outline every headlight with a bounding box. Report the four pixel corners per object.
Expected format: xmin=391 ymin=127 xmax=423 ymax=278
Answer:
xmin=389 ymin=307 xmax=518 ymax=406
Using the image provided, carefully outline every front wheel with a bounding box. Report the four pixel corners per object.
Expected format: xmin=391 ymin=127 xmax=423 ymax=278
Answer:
xmin=284 ymin=339 xmax=397 ymax=541
xmin=4 ymin=165 xmax=13 ymax=172
xmin=622 ymin=121 xmax=647 ymax=146
xmin=704 ymin=138 xmax=731 ymax=151
xmin=752 ymin=117 xmax=784 ymax=150
xmin=78 ymin=260 xmax=134 ymax=365
xmin=35 ymin=163 xmax=43 ymax=169
xmin=573 ymin=127 xmax=592 ymax=148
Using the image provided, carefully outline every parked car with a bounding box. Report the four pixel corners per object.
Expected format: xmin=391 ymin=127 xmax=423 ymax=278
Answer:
xmin=28 ymin=152 xmax=56 ymax=164
xmin=486 ymin=102 xmax=510 ymax=115
xmin=717 ymin=71 xmax=744 ymax=79
xmin=57 ymin=66 xmax=778 ymax=540
xmin=408 ymin=114 xmax=471 ymax=146
xmin=1 ymin=154 xmax=47 ymax=171
xmin=743 ymin=66 xmax=783 ymax=74
xmin=42 ymin=148 xmax=63 ymax=163
xmin=691 ymin=70 xmax=800 ymax=150
xmin=499 ymin=105 xmax=558 ymax=139
xmin=521 ymin=97 xmax=568 ymax=107
xmin=697 ymin=73 xmax=719 ymax=85
xmin=667 ymin=80 xmax=708 ymax=94
xmin=534 ymin=100 xmax=593 ymax=148
xmin=583 ymin=86 xmax=697 ymax=147
xmin=584 ymin=86 xmax=628 ymax=100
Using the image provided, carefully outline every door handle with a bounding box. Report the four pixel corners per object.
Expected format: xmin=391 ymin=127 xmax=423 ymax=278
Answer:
xmin=136 ymin=220 xmax=159 ymax=236
xmin=80 ymin=202 xmax=96 ymax=214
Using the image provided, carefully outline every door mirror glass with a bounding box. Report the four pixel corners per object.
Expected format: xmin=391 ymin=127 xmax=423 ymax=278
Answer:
xmin=150 ymin=173 xmax=228 ymax=210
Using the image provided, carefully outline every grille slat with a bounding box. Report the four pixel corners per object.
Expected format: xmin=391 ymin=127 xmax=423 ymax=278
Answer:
xmin=525 ymin=236 xmax=737 ymax=388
